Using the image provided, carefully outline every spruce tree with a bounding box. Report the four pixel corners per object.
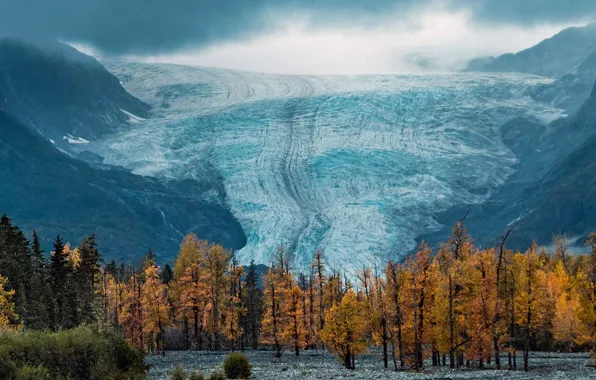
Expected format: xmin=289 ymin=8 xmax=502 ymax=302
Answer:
xmin=242 ymin=260 xmax=263 ymax=349
xmin=26 ymin=231 xmax=51 ymax=329
xmin=160 ymin=264 xmax=174 ymax=285
xmin=49 ymin=235 xmax=72 ymax=330
xmin=77 ymin=234 xmax=102 ymax=324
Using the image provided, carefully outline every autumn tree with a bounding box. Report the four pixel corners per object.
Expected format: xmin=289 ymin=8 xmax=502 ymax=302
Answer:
xmin=262 ymin=268 xmax=284 ymax=357
xmin=407 ymin=242 xmax=433 ymax=370
xmin=120 ymin=268 xmax=144 ymax=348
xmin=203 ymin=243 xmax=231 ymax=350
xmin=142 ymin=262 xmax=170 ymax=355
xmin=172 ymin=234 xmax=208 ymax=349
xmin=386 ymin=260 xmax=406 ymax=369
xmin=0 ymin=274 xmax=18 ymax=329
xmin=224 ymin=257 xmax=246 ymax=350
xmin=513 ymin=243 xmax=548 ymax=371
xmin=321 ymin=290 xmax=368 ymax=369
xmin=465 ymin=249 xmax=499 ymax=368
xmin=312 ymin=249 xmax=326 ymax=344
xmin=261 ymin=246 xmax=293 ymax=357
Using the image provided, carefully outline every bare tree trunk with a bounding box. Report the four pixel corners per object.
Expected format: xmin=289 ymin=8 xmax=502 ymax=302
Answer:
xmin=449 ymin=273 xmax=455 ymax=369
xmin=382 ymin=316 xmax=388 ymax=368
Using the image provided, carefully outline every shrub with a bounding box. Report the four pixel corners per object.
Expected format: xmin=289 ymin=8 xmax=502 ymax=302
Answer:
xmin=171 ymin=366 xmax=186 ymax=380
xmin=0 ymin=326 xmax=147 ymax=380
xmin=222 ymin=352 xmax=252 ymax=379
xmin=188 ymin=371 xmax=206 ymax=380
xmin=208 ymin=369 xmax=226 ymax=380
xmin=17 ymin=365 xmax=51 ymax=380
xmin=0 ymin=350 xmax=17 ymax=380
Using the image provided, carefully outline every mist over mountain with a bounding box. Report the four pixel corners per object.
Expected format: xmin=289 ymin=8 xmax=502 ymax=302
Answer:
xmin=466 ymin=23 xmax=596 ymax=113
xmin=465 ymin=23 xmax=596 ymax=78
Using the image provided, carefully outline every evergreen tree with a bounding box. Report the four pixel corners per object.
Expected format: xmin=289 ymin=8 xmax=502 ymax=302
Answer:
xmin=0 ymin=214 xmax=32 ymax=325
xmin=77 ymin=234 xmax=102 ymax=324
xmin=49 ymin=235 xmax=76 ymax=330
xmin=160 ymin=264 xmax=174 ymax=285
xmin=242 ymin=260 xmax=263 ymax=350
xmin=26 ymin=231 xmax=51 ymax=329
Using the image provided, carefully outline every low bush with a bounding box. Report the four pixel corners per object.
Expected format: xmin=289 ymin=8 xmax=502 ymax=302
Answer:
xmin=223 ymin=352 xmax=252 ymax=379
xmin=188 ymin=371 xmax=206 ymax=380
xmin=208 ymin=369 xmax=226 ymax=380
xmin=16 ymin=365 xmax=51 ymax=380
xmin=0 ymin=349 xmax=17 ymax=380
xmin=171 ymin=366 xmax=186 ymax=380
xmin=0 ymin=326 xmax=147 ymax=380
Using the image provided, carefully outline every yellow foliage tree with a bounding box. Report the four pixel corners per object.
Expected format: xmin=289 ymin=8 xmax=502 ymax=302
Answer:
xmin=513 ymin=244 xmax=548 ymax=371
xmin=321 ymin=290 xmax=368 ymax=370
xmin=0 ymin=274 xmax=17 ymax=329
xmin=223 ymin=258 xmax=246 ymax=350
xmin=142 ymin=264 xmax=170 ymax=355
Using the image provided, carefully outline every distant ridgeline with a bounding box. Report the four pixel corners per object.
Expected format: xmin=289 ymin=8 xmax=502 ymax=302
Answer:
xmin=0 ymin=213 xmax=595 ymax=372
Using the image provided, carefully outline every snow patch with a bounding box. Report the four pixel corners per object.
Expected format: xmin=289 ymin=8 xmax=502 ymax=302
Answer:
xmin=63 ymin=134 xmax=89 ymax=144
xmin=120 ymin=109 xmax=146 ymax=124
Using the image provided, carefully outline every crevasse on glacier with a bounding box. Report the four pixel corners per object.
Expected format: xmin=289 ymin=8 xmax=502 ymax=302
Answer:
xmin=90 ymin=62 xmax=563 ymax=273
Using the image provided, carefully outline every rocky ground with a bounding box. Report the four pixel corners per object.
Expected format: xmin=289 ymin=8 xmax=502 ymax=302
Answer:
xmin=146 ymin=349 xmax=594 ymax=379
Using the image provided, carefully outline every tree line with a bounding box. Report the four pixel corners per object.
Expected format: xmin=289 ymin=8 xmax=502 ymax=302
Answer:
xmin=1 ymin=213 xmax=595 ymax=372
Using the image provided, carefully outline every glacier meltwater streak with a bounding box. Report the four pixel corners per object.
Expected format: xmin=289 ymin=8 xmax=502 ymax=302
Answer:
xmin=88 ymin=62 xmax=563 ymax=273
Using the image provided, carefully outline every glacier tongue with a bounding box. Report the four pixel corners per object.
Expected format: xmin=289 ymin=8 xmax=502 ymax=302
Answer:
xmin=90 ymin=62 xmax=562 ymax=273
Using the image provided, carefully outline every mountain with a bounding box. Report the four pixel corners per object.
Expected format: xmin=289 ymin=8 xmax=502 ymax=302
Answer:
xmin=465 ymin=23 xmax=596 ymax=78
xmin=507 ymin=83 xmax=596 ymax=245
xmin=0 ymin=108 xmax=246 ymax=261
xmin=0 ymin=39 xmax=245 ymax=261
xmin=0 ymin=39 xmax=150 ymax=148
xmin=428 ymin=81 xmax=596 ymax=250
xmin=530 ymin=50 xmax=596 ymax=113
xmin=87 ymin=61 xmax=568 ymax=272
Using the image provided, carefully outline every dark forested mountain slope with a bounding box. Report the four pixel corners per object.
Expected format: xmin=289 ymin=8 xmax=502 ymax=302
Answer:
xmin=0 ymin=39 xmax=150 ymax=148
xmin=0 ymin=109 xmax=245 ymax=261
xmin=427 ymin=81 xmax=596 ymax=250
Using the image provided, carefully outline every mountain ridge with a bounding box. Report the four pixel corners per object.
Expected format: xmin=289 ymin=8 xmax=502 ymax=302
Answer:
xmin=465 ymin=23 xmax=596 ymax=78
xmin=0 ymin=39 xmax=150 ymax=149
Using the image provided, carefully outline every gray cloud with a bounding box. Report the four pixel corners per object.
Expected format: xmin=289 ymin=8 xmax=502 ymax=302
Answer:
xmin=0 ymin=0 xmax=595 ymax=54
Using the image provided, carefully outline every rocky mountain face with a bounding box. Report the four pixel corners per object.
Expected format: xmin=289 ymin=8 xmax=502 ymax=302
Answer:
xmin=428 ymin=81 xmax=596 ymax=250
xmin=530 ymin=50 xmax=596 ymax=113
xmin=0 ymin=108 xmax=245 ymax=261
xmin=0 ymin=39 xmax=150 ymax=148
xmin=466 ymin=23 xmax=596 ymax=114
xmin=465 ymin=23 xmax=596 ymax=78
xmin=0 ymin=41 xmax=245 ymax=261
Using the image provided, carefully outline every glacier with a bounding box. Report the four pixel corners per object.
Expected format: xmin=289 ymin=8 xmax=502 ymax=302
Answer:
xmin=86 ymin=61 xmax=564 ymax=273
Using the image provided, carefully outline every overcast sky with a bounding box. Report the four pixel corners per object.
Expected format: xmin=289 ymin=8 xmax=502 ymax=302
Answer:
xmin=2 ymin=0 xmax=595 ymax=74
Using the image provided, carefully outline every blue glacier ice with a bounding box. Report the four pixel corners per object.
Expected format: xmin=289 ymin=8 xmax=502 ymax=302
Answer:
xmin=87 ymin=61 xmax=565 ymax=273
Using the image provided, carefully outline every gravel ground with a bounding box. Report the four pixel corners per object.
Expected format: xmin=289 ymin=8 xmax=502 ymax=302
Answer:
xmin=146 ymin=349 xmax=594 ymax=380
